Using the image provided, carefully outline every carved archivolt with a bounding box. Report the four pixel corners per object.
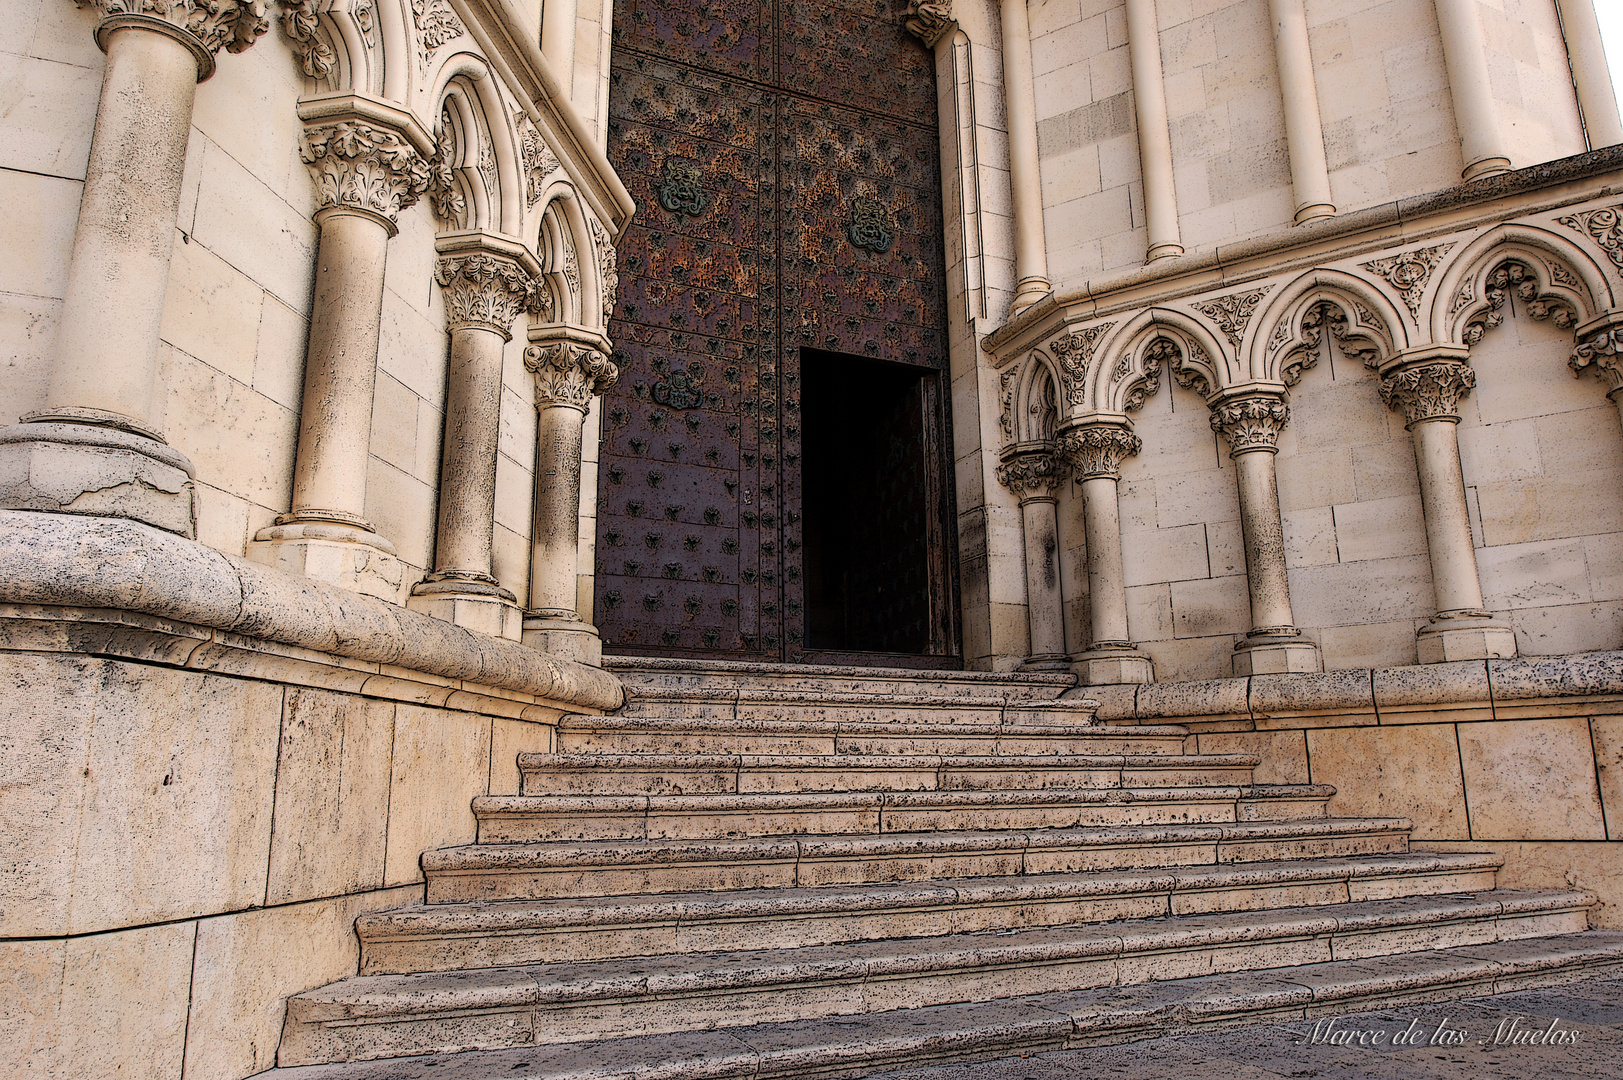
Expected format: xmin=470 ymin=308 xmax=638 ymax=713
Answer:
xmin=1429 ymin=228 xmax=1609 ymax=347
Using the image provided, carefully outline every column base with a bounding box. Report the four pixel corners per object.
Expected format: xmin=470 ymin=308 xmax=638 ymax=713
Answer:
xmin=0 ymin=421 xmax=197 ymax=537
xmin=408 ymin=578 xmax=522 ymax=640
xmin=1017 ymin=652 xmax=1073 ymax=673
xmin=1009 ymin=275 xmax=1053 ymax=315
xmin=1415 ymin=614 xmax=1518 ymax=663
xmin=1232 ymin=633 xmax=1322 ymax=675
xmin=249 ymin=522 xmax=404 ymax=604
xmin=523 ymin=614 xmax=603 ymax=667
xmin=1070 ymin=646 xmax=1156 ymax=686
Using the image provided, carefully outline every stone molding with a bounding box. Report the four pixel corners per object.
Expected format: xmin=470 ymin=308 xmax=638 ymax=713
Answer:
xmin=1379 ymin=359 xmax=1476 ymax=426
xmin=995 ymin=443 xmax=1065 ymax=497
xmin=1058 ymin=424 xmax=1142 ymax=481
xmin=83 ymin=0 xmax=269 ymax=75
xmin=0 ymin=510 xmax=623 ymax=708
xmin=1210 ymin=394 xmax=1290 ymax=455
xmin=301 ymin=116 xmax=432 ymax=225
xmin=903 ymin=1 xmax=954 ymax=47
xmin=434 ymin=253 xmax=540 ymax=338
xmin=525 ymin=340 xmax=619 ymax=410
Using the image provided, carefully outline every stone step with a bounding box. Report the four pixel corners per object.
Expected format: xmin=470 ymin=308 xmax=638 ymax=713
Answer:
xmin=517 ymin=751 xmax=1263 ymax=797
xmin=354 ymin=852 xmax=1505 ymax=975
xmin=424 ymin=818 xmax=1412 ymax=902
xmin=555 ymin=716 xmax=1190 ymax=757
xmin=261 ymin=932 xmax=1623 ymax=1079
xmin=607 ymin=657 xmax=1078 ymax=700
xmin=473 ymin=785 xmax=1336 ymax=844
xmin=616 ymin=685 xmax=1101 ymax=727
xmin=274 ymin=891 xmax=1595 ymax=1067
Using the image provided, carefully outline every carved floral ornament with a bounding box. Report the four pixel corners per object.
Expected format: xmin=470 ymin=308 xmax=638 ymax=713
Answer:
xmin=1360 ymin=243 xmax=1454 ymax=319
xmin=1461 ymin=260 xmax=1579 ymax=345
xmin=279 ymin=0 xmax=334 ymax=78
xmin=1059 ymin=425 xmax=1142 ymax=481
xmin=80 ymin=0 xmax=270 ymax=60
xmin=525 ymin=342 xmax=620 ymax=410
xmin=1192 ymin=286 xmax=1271 ymax=349
xmin=902 ymin=0 xmax=954 ymax=47
xmin=1209 ymin=394 xmax=1290 ymax=456
xmin=994 ymin=446 xmax=1066 ymax=497
xmin=1379 ymin=361 xmax=1476 ymax=427
xmin=302 ymin=119 xmax=431 ymax=221
xmin=1570 ymin=320 xmax=1623 ymax=396
xmin=1557 ymin=205 xmax=1623 ymax=273
xmin=1048 ymin=323 xmax=1114 ymax=405
xmin=434 ymin=254 xmax=541 ymax=337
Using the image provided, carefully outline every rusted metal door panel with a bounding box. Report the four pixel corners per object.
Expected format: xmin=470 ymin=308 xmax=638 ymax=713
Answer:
xmin=599 ymin=0 xmax=954 ymax=662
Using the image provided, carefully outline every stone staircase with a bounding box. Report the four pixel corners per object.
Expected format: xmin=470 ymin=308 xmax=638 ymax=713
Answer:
xmin=264 ymin=660 xmax=1623 ymax=1078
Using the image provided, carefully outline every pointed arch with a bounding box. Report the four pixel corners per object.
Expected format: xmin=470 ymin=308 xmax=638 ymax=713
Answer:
xmin=535 ymin=197 xmax=579 ymax=325
xmin=427 ymin=55 xmax=524 ymax=237
xmin=1088 ymin=307 xmax=1228 ymax=415
xmin=998 ymin=350 xmax=1064 ymax=446
xmin=1430 ymin=224 xmax=1614 ymax=346
xmin=1246 ymin=269 xmax=1408 ymax=384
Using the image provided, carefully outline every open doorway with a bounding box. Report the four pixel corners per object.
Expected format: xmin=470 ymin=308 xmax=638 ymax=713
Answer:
xmin=799 ymin=349 xmax=959 ymax=665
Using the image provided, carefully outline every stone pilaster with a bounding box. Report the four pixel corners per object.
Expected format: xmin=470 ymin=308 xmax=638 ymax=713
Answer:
xmin=1210 ymin=390 xmax=1321 ymax=675
xmin=997 ymin=442 xmax=1070 ymax=670
xmin=407 ymin=235 xmax=543 ymax=641
xmin=1059 ymin=422 xmax=1155 ymax=685
xmin=522 ymin=330 xmax=619 ymax=665
xmin=250 ymin=96 xmax=433 ymax=602
xmin=0 ymin=2 xmax=269 ymax=537
xmin=1378 ymin=350 xmax=1516 ymax=663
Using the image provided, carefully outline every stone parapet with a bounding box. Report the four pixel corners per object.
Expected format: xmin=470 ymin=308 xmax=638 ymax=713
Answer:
xmin=0 ymin=510 xmax=623 ymax=712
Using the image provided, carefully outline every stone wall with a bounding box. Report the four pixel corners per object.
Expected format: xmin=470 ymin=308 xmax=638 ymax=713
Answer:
xmin=1090 ymin=651 xmax=1623 ymax=926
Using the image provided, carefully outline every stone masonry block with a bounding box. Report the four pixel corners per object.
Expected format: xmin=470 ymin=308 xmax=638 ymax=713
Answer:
xmin=1458 ymin=717 xmax=1606 ymax=841
xmin=1305 ymin=723 xmax=1469 ymax=839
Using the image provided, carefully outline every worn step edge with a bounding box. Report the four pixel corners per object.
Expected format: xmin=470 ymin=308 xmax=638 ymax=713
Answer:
xmin=519 ymin=751 xmax=1260 ymax=771
xmin=354 ymin=853 xmax=1506 ymax=973
xmin=431 ymin=817 xmax=1412 ymax=872
xmin=557 ymin=717 xmax=1189 ymax=738
xmin=276 ymin=892 xmax=1596 ymax=1066
xmin=260 ymin=933 xmax=1623 ymax=1080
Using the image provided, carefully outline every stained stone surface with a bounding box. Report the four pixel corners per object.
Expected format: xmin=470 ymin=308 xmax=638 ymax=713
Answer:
xmin=868 ymin=978 xmax=1623 ymax=1080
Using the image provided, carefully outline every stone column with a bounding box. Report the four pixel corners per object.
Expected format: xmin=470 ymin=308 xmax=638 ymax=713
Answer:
xmin=1555 ymin=0 xmax=1623 ymax=149
xmin=1572 ymin=311 xmax=1623 ymax=431
xmin=1268 ymin=0 xmax=1335 ymax=223
xmin=249 ymin=96 xmax=432 ymax=602
xmin=0 ymin=2 xmax=269 ymax=537
xmin=1061 ymin=421 xmax=1155 ymax=685
xmin=1435 ymin=0 xmax=1511 ymax=179
xmin=1379 ymin=350 xmax=1516 ymax=662
xmin=1211 ymin=391 xmax=1321 ymax=674
xmin=406 ymin=234 xmax=543 ymax=640
xmin=1000 ymin=0 xmax=1051 ymax=314
xmin=1124 ymin=0 xmax=1183 ymax=260
xmin=996 ymin=443 xmax=1070 ymax=670
xmin=522 ymin=330 xmax=618 ymax=665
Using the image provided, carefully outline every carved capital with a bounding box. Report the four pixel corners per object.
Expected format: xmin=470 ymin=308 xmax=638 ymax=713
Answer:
xmin=996 ymin=445 xmax=1066 ymax=497
xmin=1058 ymin=424 xmax=1142 ymax=481
xmin=1210 ymin=394 xmax=1290 ymax=455
xmin=1571 ymin=320 xmax=1623 ymax=397
xmin=279 ymin=0 xmax=334 ymax=77
xmin=302 ymin=119 xmax=431 ymax=223
xmin=903 ymin=1 xmax=954 ymax=48
xmin=81 ymin=0 xmax=269 ymax=69
xmin=435 ymin=254 xmax=540 ymax=338
xmin=1379 ymin=360 xmax=1476 ymax=426
xmin=525 ymin=342 xmax=619 ymax=410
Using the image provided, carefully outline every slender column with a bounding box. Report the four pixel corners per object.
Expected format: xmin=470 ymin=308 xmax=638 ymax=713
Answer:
xmin=1000 ymin=0 xmax=1051 ymax=314
xmin=1211 ymin=391 xmax=1321 ymax=674
xmin=1571 ymin=311 xmax=1623 ymax=431
xmin=1061 ymin=422 xmax=1155 ymax=685
xmin=1435 ymin=0 xmax=1511 ymax=180
xmin=1379 ymin=352 xmax=1516 ymax=662
xmin=1268 ymin=0 xmax=1334 ymax=223
xmin=1124 ymin=0 xmax=1182 ymax=260
xmin=1556 ymin=0 xmax=1623 ymax=149
xmin=250 ymin=98 xmax=432 ymax=601
xmin=406 ymin=237 xmax=542 ymax=640
xmin=996 ymin=443 xmax=1069 ymax=669
xmin=0 ymin=4 xmax=268 ymax=537
xmin=522 ymin=333 xmax=618 ymax=664
xmin=541 ymin=0 xmax=579 ymax=90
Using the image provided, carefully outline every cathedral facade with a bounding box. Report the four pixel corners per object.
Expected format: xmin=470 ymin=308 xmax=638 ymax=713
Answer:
xmin=5 ymin=1 xmax=1623 ymax=1076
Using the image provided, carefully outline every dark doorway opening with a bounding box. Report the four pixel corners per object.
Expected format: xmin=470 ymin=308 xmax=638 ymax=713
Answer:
xmin=801 ymin=349 xmax=957 ymax=664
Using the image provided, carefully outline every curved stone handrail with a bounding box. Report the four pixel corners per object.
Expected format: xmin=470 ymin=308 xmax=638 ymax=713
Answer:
xmin=0 ymin=509 xmax=622 ymax=710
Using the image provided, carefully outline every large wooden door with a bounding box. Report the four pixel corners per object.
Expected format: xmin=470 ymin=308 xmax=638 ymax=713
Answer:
xmin=596 ymin=0 xmax=956 ymax=663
